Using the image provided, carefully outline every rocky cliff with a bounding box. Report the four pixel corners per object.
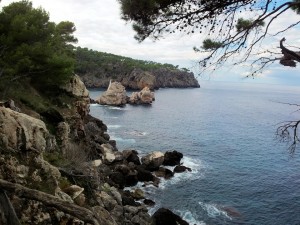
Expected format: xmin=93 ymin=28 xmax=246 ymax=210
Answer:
xmin=75 ymin=47 xmax=200 ymax=89
xmin=0 ymin=75 xmax=190 ymax=225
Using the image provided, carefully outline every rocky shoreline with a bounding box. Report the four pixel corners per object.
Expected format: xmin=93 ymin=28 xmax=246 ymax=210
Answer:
xmin=0 ymin=75 xmax=192 ymax=225
xmin=79 ymin=68 xmax=200 ymax=90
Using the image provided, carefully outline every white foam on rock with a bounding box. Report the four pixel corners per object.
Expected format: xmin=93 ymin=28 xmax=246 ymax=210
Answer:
xmin=178 ymin=210 xmax=207 ymax=225
xmin=198 ymin=201 xmax=232 ymax=220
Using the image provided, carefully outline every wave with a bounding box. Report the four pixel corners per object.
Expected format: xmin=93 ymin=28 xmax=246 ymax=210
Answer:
xmin=198 ymin=202 xmax=232 ymax=220
xmin=111 ymin=137 xmax=136 ymax=144
xmin=125 ymin=130 xmax=147 ymax=137
xmin=179 ymin=210 xmax=206 ymax=225
xmin=159 ymin=156 xmax=207 ymax=189
xmin=107 ymin=125 xmax=122 ymax=129
xmin=108 ymin=106 xmax=128 ymax=111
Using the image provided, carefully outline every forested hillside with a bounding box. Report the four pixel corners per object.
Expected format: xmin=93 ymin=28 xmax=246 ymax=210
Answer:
xmin=75 ymin=47 xmax=200 ymax=89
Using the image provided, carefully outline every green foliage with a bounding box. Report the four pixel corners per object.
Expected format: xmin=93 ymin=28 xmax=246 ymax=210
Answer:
xmin=202 ymin=39 xmax=223 ymax=50
xmin=236 ymin=18 xmax=265 ymax=32
xmin=292 ymin=0 xmax=300 ymax=13
xmin=75 ymin=46 xmax=187 ymax=78
xmin=0 ymin=0 xmax=77 ymax=95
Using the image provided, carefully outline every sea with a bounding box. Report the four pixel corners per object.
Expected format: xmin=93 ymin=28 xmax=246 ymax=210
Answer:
xmin=89 ymin=81 xmax=300 ymax=225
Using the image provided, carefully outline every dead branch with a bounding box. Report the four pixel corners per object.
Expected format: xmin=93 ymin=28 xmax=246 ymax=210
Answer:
xmin=0 ymin=179 xmax=116 ymax=225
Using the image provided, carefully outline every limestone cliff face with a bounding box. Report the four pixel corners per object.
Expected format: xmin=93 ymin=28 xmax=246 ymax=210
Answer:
xmin=96 ymin=82 xmax=128 ymax=106
xmin=0 ymin=75 xmax=155 ymax=225
xmin=0 ymin=107 xmax=48 ymax=152
xmin=79 ymin=68 xmax=200 ymax=89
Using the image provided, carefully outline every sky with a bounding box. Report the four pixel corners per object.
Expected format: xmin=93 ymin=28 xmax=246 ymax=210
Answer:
xmin=1 ymin=0 xmax=300 ymax=86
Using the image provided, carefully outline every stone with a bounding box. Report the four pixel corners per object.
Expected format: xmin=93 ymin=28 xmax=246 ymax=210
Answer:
xmin=154 ymin=167 xmax=174 ymax=179
xmin=163 ymin=150 xmax=183 ymax=166
xmin=96 ymin=81 xmax=127 ymax=106
xmin=110 ymin=187 xmax=122 ymax=205
xmin=152 ymin=208 xmax=189 ymax=225
xmin=98 ymin=191 xmax=118 ymax=211
xmin=143 ymin=199 xmax=155 ymax=207
xmin=131 ymin=188 xmax=145 ymax=200
xmin=128 ymin=87 xmax=155 ymax=105
xmin=0 ymin=107 xmax=48 ymax=152
xmin=141 ymin=151 xmax=164 ymax=171
xmin=63 ymin=185 xmax=84 ymax=199
xmin=90 ymin=159 xmax=103 ymax=167
xmin=62 ymin=74 xmax=89 ymax=98
xmin=173 ymin=165 xmax=192 ymax=173
xmin=93 ymin=206 xmax=118 ymax=225
xmin=136 ymin=166 xmax=155 ymax=182
xmin=105 ymin=152 xmax=116 ymax=163
xmin=101 ymin=143 xmax=115 ymax=154
xmin=110 ymin=172 xmax=126 ymax=188
xmin=122 ymin=149 xmax=141 ymax=165
xmin=74 ymin=193 xmax=86 ymax=206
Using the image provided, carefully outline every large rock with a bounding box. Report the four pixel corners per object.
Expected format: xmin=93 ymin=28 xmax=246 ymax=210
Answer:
xmin=141 ymin=151 xmax=164 ymax=171
xmin=121 ymin=69 xmax=156 ymax=90
xmin=62 ymin=74 xmax=89 ymax=98
xmin=0 ymin=107 xmax=48 ymax=152
xmin=96 ymin=81 xmax=127 ymax=106
xmin=163 ymin=150 xmax=183 ymax=166
xmin=152 ymin=208 xmax=189 ymax=225
xmin=129 ymin=87 xmax=155 ymax=105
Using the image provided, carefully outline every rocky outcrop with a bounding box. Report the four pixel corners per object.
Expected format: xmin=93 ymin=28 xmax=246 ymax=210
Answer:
xmin=62 ymin=74 xmax=89 ymax=98
xmin=0 ymin=74 xmax=192 ymax=225
xmin=121 ymin=69 xmax=156 ymax=90
xmin=0 ymin=107 xmax=48 ymax=152
xmin=79 ymin=68 xmax=200 ymax=90
xmin=129 ymin=87 xmax=155 ymax=105
xmin=96 ymin=82 xmax=127 ymax=106
xmin=153 ymin=68 xmax=200 ymax=88
xmin=141 ymin=151 xmax=165 ymax=171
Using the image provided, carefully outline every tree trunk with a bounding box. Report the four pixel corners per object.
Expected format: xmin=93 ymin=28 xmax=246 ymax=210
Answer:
xmin=0 ymin=179 xmax=116 ymax=225
xmin=0 ymin=189 xmax=21 ymax=225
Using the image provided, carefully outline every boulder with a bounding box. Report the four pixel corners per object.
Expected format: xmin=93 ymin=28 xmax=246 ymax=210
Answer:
xmin=62 ymin=74 xmax=89 ymax=98
xmin=122 ymin=149 xmax=141 ymax=165
xmin=152 ymin=208 xmax=189 ymax=225
xmin=143 ymin=199 xmax=155 ymax=207
xmin=136 ymin=166 xmax=155 ymax=182
xmin=154 ymin=167 xmax=174 ymax=179
xmin=96 ymin=81 xmax=127 ymax=106
xmin=63 ymin=185 xmax=84 ymax=199
xmin=131 ymin=188 xmax=145 ymax=200
xmin=128 ymin=87 xmax=155 ymax=105
xmin=141 ymin=151 xmax=164 ymax=171
xmin=0 ymin=107 xmax=48 ymax=152
xmin=173 ymin=165 xmax=192 ymax=173
xmin=163 ymin=150 xmax=183 ymax=166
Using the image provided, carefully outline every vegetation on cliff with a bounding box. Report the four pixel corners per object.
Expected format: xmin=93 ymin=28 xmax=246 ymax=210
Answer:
xmin=75 ymin=47 xmax=200 ymax=89
xmin=0 ymin=0 xmax=77 ymax=102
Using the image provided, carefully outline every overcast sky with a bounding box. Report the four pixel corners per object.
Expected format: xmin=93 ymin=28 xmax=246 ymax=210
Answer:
xmin=1 ymin=0 xmax=300 ymax=86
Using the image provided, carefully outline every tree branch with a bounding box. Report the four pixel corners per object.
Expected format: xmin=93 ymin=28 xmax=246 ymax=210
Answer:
xmin=0 ymin=179 xmax=116 ymax=225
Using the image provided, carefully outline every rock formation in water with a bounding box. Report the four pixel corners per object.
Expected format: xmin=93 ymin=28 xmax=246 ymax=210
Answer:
xmin=96 ymin=81 xmax=128 ymax=106
xmin=129 ymin=86 xmax=155 ymax=105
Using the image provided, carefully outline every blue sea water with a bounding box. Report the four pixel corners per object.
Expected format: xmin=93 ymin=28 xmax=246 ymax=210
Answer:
xmin=89 ymin=82 xmax=300 ymax=225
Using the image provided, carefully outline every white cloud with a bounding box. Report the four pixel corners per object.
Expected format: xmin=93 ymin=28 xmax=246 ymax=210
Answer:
xmin=1 ymin=0 xmax=300 ymax=85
